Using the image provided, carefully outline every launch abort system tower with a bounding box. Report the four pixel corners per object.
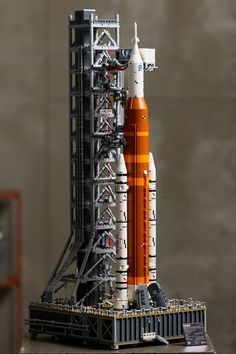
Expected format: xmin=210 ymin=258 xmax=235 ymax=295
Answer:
xmin=28 ymin=9 xmax=207 ymax=349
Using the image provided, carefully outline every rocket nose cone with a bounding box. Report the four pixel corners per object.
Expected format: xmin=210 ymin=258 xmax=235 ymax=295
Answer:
xmin=117 ymin=152 xmax=125 ymax=164
xmin=149 ymin=152 xmax=154 ymax=164
xmin=132 ymin=22 xmax=140 ymax=46
xmin=116 ymin=153 xmax=127 ymax=174
xmin=149 ymin=152 xmax=156 ymax=174
xmin=134 ymin=22 xmax=138 ymax=42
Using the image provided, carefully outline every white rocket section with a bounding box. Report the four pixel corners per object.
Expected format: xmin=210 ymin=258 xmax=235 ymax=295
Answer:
xmin=128 ymin=23 xmax=144 ymax=98
xmin=114 ymin=153 xmax=129 ymax=310
xmin=149 ymin=152 xmax=157 ymax=283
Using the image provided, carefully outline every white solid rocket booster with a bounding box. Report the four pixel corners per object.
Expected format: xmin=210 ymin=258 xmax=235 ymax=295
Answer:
xmin=114 ymin=153 xmax=129 ymax=310
xmin=149 ymin=152 xmax=157 ymax=283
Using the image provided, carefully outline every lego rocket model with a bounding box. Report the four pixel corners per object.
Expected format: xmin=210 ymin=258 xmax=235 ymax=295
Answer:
xmin=121 ymin=23 xmax=156 ymax=302
xmin=29 ymin=12 xmax=207 ymax=347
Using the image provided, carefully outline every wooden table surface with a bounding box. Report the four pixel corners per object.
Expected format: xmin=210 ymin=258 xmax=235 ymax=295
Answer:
xmin=20 ymin=333 xmax=216 ymax=354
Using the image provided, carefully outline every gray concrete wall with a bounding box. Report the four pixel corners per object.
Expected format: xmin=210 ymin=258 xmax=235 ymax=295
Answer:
xmin=0 ymin=0 xmax=235 ymax=353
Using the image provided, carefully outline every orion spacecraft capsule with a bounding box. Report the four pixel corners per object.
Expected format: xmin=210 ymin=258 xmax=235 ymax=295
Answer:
xmin=115 ymin=23 xmax=157 ymax=303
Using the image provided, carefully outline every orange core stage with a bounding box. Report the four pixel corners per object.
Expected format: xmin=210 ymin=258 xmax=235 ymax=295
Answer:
xmin=124 ymin=97 xmax=149 ymax=289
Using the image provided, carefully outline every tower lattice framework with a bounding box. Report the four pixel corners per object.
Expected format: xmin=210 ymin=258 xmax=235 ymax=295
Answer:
xmin=42 ymin=10 xmax=124 ymax=306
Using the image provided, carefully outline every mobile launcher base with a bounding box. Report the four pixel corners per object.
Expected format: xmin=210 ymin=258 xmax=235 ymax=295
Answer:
xmin=28 ymin=299 xmax=206 ymax=350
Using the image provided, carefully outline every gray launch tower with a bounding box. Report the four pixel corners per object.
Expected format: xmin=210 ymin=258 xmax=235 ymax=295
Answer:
xmin=42 ymin=9 xmax=124 ymax=306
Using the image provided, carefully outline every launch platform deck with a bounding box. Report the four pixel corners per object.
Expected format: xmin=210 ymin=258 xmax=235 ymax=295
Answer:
xmin=28 ymin=300 xmax=206 ymax=349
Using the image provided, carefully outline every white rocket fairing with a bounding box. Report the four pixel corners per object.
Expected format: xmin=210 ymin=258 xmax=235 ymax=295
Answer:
xmin=114 ymin=153 xmax=129 ymax=310
xmin=128 ymin=22 xmax=144 ymax=98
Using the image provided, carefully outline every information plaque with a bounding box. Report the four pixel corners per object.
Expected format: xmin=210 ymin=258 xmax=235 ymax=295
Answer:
xmin=183 ymin=322 xmax=207 ymax=346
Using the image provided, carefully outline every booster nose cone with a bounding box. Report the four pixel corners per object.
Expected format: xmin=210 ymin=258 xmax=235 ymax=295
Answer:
xmin=116 ymin=153 xmax=127 ymax=175
xmin=149 ymin=152 xmax=156 ymax=180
